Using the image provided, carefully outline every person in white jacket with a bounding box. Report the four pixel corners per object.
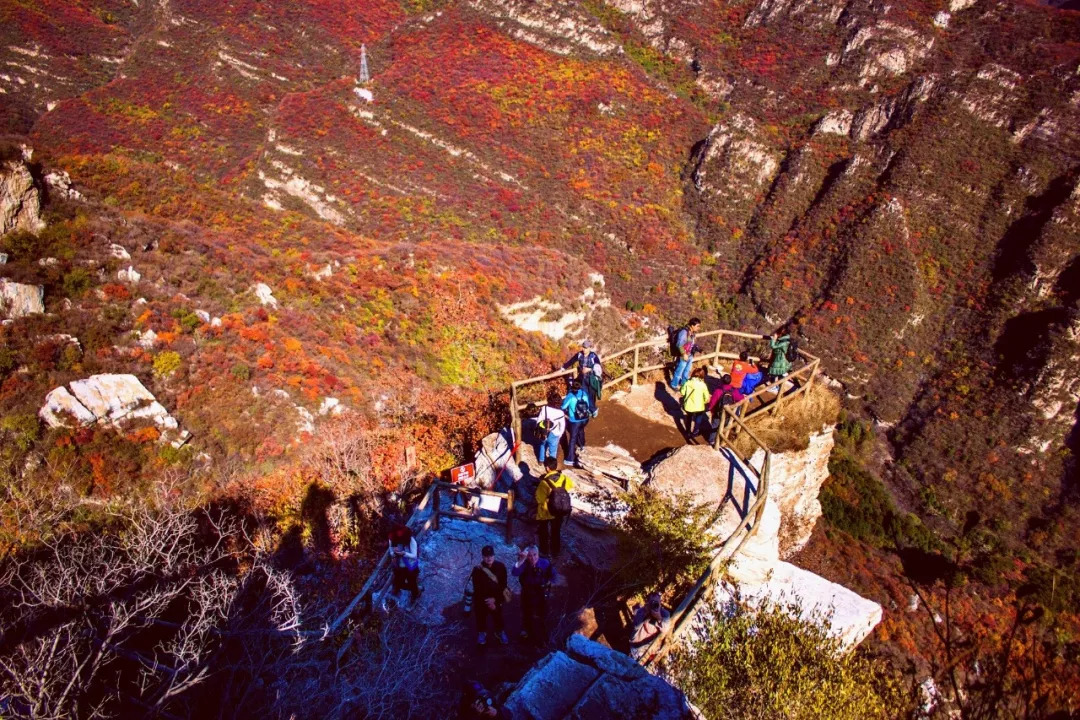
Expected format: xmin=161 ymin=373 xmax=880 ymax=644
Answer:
xmin=535 ymin=402 xmax=566 ymax=464
xmin=388 ymin=524 xmax=419 ymax=604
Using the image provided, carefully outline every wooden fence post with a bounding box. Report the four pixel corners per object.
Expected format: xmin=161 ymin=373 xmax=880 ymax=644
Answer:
xmin=805 ymin=360 xmax=818 ymax=394
xmin=505 ymin=489 xmax=514 ymax=543
xmin=432 ymin=484 xmax=441 ymax=530
xmin=714 ymin=331 xmax=724 ymax=367
xmin=510 ymin=385 xmax=522 ymax=462
xmin=632 ymin=345 xmax=640 ymax=387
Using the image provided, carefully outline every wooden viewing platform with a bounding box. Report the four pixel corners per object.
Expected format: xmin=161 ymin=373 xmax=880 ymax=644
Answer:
xmin=508 ymin=328 xmax=822 ymax=668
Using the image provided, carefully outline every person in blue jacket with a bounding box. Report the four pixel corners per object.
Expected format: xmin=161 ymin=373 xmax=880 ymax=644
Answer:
xmin=562 ymin=339 xmax=601 ymax=381
xmin=670 ymin=318 xmax=701 ymax=390
xmin=561 ymin=380 xmax=593 ymax=467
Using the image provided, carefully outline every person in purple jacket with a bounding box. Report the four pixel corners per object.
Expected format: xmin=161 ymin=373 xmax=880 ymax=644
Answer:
xmin=512 ymin=545 xmax=556 ymax=647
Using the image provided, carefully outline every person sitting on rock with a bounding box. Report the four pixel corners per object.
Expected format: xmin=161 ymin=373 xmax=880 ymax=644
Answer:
xmin=512 ymin=545 xmax=556 ymax=647
xmin=534 ymin=457 xmax=574 ymax=558
xmin=629 ymin=592 xmax=671 ymax=661
xmin=706 ymin=373 xmax=744 ymax=445
xmin=388 ymin=523 xmax=420 ymax=606
xmin=469 ymin=545 xmax=509 ymax=646
xmin=457 ymin=679 xmax=512 ymax=719
xmin=534 ymin=399 xmax=566 ymax=465
xmin=679 ymin=367 xmax=710 ymax=442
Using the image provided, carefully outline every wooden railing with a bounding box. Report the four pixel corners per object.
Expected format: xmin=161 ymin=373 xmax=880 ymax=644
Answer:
xmin=638 ymin=407 xmax=773 ymax=669
xmin=319 ymin=481 xmax=513 ymax=660
xmin=507 ymin=328 xmax=820 ymax=669
xmin=509 ymin=329 xmax=820 ymax=460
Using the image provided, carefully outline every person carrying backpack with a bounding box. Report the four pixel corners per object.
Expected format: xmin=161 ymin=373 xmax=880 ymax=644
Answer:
xmin=562 ymin=339 xmax=600 ymax=372
xmin=764 ymin=331 xmax=794 ymax=383
xmin=534 ymin=401 xmax=566 ymax=464
xmin=561 ymin=380 xmax=593 ymax=466
xmin=706 ymin=373 xmax=744 ymax=444
xmin=467 ymin=545 xmax=509 ymax=646
xmin=680 ymin=367 xmax=710 ymax=442
xmin=534 ymin=457 xmax=574 ymax=557
xmin=387 ymin=524 xmax=420 ymax=606
xmin=512 ymin=544 xmax=556 ymax=647
xmin=668 ymin=317 xmax=701 ymax=391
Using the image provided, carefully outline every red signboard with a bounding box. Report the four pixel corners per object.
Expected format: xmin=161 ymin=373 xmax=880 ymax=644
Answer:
xmin=450 ymin=463 xmax=475 ymax=485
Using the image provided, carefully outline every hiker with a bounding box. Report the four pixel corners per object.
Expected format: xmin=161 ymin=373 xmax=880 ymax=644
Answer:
xmin=561 ymin=380 xmax=593 ymax=466
xmin=669 ymin=317 xmax=701 ymax=390
xmin=512 ymin=545 xmax=556 ymax=647
xmin=535 ymin=457 xmax=574 ymax=557
xmin=629 ymin=592 xmax=671 ymax=661
xmin=534 ymin=400 xmax=566 ymax=464
xmin=457 ymin=679 xmax=512 ymax=719
xmin=706 ymin=373 xmax=744 ymax=444
xmin=764 ymin=330 xmax=796 ymax=383
xmin=562 ymin=340 xmax=601 ymax=380
xmin=583 ymin=363 xmax=603 ymax=415
xmin=467 ymin=545 xmax=509 ymax=646
xmin=740 ymin=360 xmax=766 ymax=396
xmin=388 ymin=523 xmax=420 ymax=605
xmin=680 ymin=366 xmax=710 ymax=441
xmin=729 ymin=351 xmax=752 ymax=389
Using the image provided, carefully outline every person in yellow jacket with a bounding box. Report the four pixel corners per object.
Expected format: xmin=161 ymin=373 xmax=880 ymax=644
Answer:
xmin=535 ymin=457 xmax=575 ymax=557
xmin=680 ymin=367 xmax=710 ymax=442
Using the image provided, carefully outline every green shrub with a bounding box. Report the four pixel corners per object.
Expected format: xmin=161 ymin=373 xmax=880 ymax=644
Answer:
xmin=1 ymin=413 xmax=40 ymax=452
xmin=230 ymin=363 xmax=251 ymax=381
xmin=171 ymin=307 xmax=202 ymax=333
xmin=618 ymin=488 xmax=713 ymax=592
xmin=61 ymin=267 xmax=93 ymax=298
xmin=153 ymin=351 xmax=182 ymax=377
xmin=0 ymin=347 xmax=16 ymax=377
xmin=822 ymin=448 xmax=940 ymax=553
xmin=671 ymin=599 xmax=902 ymax=720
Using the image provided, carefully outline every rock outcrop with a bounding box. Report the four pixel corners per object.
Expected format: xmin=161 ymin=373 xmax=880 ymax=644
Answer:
xmin=40 ymin=374 xmax=187 ymax=445
xmin=1 ymin=151 xmax=43 ymax=236
xmin=0 ymin=278 xmax=45 ymax=319
xmin=502 ymin=633 xmax=696 ymax=719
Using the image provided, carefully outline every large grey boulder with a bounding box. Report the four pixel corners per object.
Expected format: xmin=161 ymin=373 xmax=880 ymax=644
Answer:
xmin=503 ymin=635 xmax=695 ymax=719
xmin=40 ymin=374 xmax=180 ymax=434
xmin=0 ymin=279 xmax=45 ymax=319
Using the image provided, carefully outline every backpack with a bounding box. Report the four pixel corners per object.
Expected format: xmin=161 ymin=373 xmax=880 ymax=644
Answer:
xmin=544 ymin=474 xmax=573 ymax=517
xmin=713 ymin=387 xmax=735 ymax=417
xmin=666 ymin=325 xmax=682 ymax=358
xmin=786 ymin=338 xmax=800 ymax=362
xmin=585 ymin=373 xmax=602 ymax=405
xmin=571 ymin=394 xmax=591 ymax=422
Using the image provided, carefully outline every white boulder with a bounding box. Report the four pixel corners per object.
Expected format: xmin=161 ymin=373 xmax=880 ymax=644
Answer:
xmin=108 ymin=243 xmax=131 ymax=260
xmin=40 ymin=386 xmax=96 ymax=427
xmin=117 ymin=266 xmax=141 ymax=284
xmin=253 ymin=282 xmax=278 ymax=308
xmin=39 ymin=374 xmax=183 ymax=439
xmin=0 ymin=278 xmax=45 ymax=318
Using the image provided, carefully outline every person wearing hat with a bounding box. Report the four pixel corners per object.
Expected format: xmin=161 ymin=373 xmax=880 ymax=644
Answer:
xmin=629 ymin=592 xmax=671 ymax=661
xmin=468 ymin=545 xmax=509 ymax=646
xmin=562 ymin=340 xmax=601 ymax=381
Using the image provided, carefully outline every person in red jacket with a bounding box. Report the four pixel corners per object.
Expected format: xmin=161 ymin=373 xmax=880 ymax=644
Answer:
xmin=706 ymin=374 xmax=744 ymax=445
xmin=728 ymin=351 xmax=752 ymax=389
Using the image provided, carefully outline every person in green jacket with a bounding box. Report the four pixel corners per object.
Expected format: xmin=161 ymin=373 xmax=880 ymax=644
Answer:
xmin=680 ymin=367 xmax=710 ymax=441
xmin=764 ymin=332 xmax=793 ymax=382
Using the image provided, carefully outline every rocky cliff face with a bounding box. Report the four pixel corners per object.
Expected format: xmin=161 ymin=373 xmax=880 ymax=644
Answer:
xmin=0 ymin=150 xmax=42 ymax=236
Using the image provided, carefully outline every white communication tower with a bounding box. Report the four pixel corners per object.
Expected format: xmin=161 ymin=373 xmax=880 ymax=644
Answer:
xmin=359 ymin=44 xmax=371 ymax=84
